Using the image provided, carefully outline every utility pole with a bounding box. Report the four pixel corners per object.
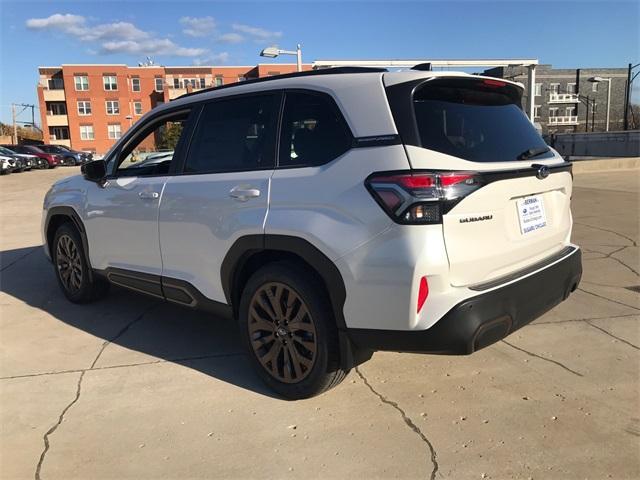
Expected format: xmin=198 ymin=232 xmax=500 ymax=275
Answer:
xmin=12 ymin=104 xmax=18 ymax=144
xmin=10 ymin=103 xmax=38 ymax=144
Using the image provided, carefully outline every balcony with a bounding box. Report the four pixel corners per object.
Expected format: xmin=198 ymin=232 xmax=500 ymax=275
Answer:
xmin=46 ymin=114 xmax=68 ymax=127
xmin=43 ymin=89 xmax=66 ymax=102
xmin=548 ymin=116 xmax=578 ymax=125
xmin=50 ymin=139 xmax=71 ymax=148
xmin=548 ymin=93 xmax=579 ymax=103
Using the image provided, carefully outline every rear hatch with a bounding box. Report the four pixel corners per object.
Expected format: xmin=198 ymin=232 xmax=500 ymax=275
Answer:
xmin=385 ymin=75 xmax=573 ymax=287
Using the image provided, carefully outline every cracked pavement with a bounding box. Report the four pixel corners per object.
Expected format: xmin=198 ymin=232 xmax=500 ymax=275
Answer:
xmin=1 ymin=166 xmax=639 ymax=479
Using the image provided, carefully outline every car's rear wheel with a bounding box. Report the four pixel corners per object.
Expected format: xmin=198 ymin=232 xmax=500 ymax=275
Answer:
xmin=52 ymin=223 xmax=109 ymax=303
xmin=239 ymin=263 xmax=347 ymax=399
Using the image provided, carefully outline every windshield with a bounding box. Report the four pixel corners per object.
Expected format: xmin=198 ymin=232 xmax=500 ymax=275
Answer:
xmin=413 ymin=78 xmax=553 ymax=162
xmin=0 ymin=147 xmax=15 ymax=155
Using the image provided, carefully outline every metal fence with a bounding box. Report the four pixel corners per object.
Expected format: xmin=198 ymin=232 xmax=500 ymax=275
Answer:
xmin=546 ymin=130 xmax=640 ymax=158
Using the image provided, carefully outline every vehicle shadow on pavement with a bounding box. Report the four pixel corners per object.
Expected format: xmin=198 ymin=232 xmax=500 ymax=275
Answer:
xmin=0 ymin=246 xmax=279 ymax=398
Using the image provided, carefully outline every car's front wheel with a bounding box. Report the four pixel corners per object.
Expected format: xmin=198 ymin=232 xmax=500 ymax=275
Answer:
xmin=239 ymin=263 xmax=348 ymax=399
xmin=52 ymin=223 xmax=109 ymax=303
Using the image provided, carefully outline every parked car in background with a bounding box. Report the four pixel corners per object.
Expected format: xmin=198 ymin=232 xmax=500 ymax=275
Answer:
xmin=0 ymin=146 xmax=46 ymax=170
xmin=38 ymin=145 xmax=92 ymax=166
xmin=0 ymin=156 xmax=12 ymax=174
xmin=1 ymin=145 xmax=59 ymax=168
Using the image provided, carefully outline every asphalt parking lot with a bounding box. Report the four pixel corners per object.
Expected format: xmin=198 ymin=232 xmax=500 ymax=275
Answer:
xmin=1 ymin=165 xmax=638 ymax=480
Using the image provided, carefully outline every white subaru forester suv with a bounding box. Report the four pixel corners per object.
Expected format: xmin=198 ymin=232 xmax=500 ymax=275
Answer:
xmin=42 ymin=66 xmax=582 ymax=399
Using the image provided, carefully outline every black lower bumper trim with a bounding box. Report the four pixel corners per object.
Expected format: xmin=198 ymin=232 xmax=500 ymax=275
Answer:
xmin=348 ymin=248 xmax=582 ymax=355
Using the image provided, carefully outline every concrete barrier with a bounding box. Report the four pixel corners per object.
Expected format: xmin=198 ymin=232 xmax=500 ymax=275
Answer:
xmin=571 ymin=157 xmax=640 ymax=173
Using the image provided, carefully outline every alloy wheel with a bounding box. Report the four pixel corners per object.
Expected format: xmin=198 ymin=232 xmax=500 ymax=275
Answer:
xmin=248 ymin=282 xmax=317 ymax=383
xmin=56 ymin=234 xmax=83 ymax=293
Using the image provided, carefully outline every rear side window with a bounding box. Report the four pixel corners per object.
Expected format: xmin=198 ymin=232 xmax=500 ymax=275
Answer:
xmin=412 ymin=79 xmax=553 ymax=162
xmin=185 ymin=94 xmax=279 ymax=174
xmin=279 ymin=92 xmax=352 ymax=168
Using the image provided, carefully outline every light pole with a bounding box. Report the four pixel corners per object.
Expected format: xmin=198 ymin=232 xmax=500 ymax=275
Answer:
xmin=588 ymin=76 xmax=612 ymax=131
xmin=260 ymin=44 xmax=303 ymax=72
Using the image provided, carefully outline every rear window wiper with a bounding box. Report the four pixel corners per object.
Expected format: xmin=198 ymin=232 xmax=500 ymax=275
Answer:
xmin=517 ymin=146 xmax=550 ymax=160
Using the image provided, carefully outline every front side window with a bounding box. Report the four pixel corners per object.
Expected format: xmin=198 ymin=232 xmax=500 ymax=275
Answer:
xmin=114 ymin=111 xmax=190 ymax=177
xmin=108 ymin=124 xmax=122 ymax=139
xmin=77 ymin=101 xmax=91 ymax=115
xmin=131 ymin=77 xmax=141 ymax=92
xmin=80 ymin=125 xmax=94 ymax=140
xmin=106 ymin=101 xmax=120 ymax=115
xmin=74 ymin=75 xmax=89 ymax=91
xmin=279 ymin=92 xmax=352 ymax=168
xmin=412 ymin=78 xmax=552 ymax=162
xmin=185 ymin=94 xmax=279 ymax=174
xmin=155 ymin=78 xmax=163 ymax=92
xmin=103 ymin=75 xmax=118 ymax=91
xmin=134 ymin=102 xmax=143 ymax=115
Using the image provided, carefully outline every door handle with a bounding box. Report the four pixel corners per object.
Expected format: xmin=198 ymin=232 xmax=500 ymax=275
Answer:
xmin=138 ymin=191 xmax=160 ymax=200
xmin=229 ymin=186 xmax=261 ymax=201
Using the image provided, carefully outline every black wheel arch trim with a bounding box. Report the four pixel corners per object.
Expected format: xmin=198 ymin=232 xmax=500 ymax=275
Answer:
xmin=221 ymin=234 xmax=348 ymax=331
xmin=45 ymin=206 xmax=94 ymax=281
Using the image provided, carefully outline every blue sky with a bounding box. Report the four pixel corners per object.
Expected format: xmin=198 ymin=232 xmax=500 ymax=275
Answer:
xmin=1 ymin=0 xmax=638 ymax=125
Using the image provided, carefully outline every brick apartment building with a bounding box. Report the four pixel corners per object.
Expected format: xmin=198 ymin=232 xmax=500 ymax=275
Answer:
xmin=483 ymin=64 xmax=629 ymax=134
xmin=37 ymin=63 xmax=310 ymax=155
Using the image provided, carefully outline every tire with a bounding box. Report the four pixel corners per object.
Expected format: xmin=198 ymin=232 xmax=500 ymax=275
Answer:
xmin=238 ymin=262 xmax=348 ymax=399
xmin=52 ymin=223 xmax=109 ymax=303
xmin=64 ymin=156 xmax=75 ymax=166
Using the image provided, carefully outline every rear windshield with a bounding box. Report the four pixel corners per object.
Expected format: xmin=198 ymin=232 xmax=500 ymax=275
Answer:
xmin=413 ymin=79 xmax=553 ymax=162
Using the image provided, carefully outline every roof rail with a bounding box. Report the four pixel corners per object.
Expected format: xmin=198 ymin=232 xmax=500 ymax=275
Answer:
xmin=177 ymin=66 xmax=387 ymax=99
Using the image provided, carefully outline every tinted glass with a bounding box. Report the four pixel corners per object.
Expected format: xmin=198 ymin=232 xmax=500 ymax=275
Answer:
xmin=413 ymin=79 xmax=553 ymax=162
xmin=279 ymin=92 xmax=352 ymax=167
xmin=185 ymin=94 xmax=279 ymax=173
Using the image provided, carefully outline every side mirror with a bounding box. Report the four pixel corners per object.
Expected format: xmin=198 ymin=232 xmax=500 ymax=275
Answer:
xmin=81 ymin=160 xmax=107 ymax=182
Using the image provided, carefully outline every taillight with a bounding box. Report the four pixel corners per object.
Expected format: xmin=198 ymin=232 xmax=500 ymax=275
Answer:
xmin=366 ymin=171 xmax=482 ymax=224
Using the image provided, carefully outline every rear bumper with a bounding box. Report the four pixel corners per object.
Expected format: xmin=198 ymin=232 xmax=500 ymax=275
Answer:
xmin=347 ymin=247 xmax=582 ymax=354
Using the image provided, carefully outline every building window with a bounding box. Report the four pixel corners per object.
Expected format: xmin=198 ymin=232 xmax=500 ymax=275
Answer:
xmin=534 ymin=105 xmax=541 ymax=119
xmin=214 ymin=76 xmax=223 ymax=86
xmin=80 ymin=125 xmax=94 ymax=140
xmin=48 ymin=103 xmax=67 ymax=115
xmin=103 ymin=75 xmax=118 ymax=91
xmin=534 ymin=83 xmax=542 ymax=96
xmin=593 ymin=103 xmax=598 ymax=113
xmin=237 ymin=76 xmax=246 ymax=82
xmin=108 ymin=124 xmax=122 ymax=139
xmin=549 ymin=107 xmax=559 ymax=117
xmin=131 ymin=77 xmax=141 ymax=92
xmin=77 ymin=101 xmax=91 ymax=116
xmin=74 ymin=76 xmax=88 ymax=91
xmin=549 ymin=83 xmax=560 ymax=94
xmin=155 ymin=77 xmax=163 ymax=92
xmin=48 ymin=78 xmax=64 ymax=90
xmin=50 ymin=127 xmax=69 ymax=140
xmin=106 ymin=100 xmax=120 ymax=115
xmin=200 ymin=78 xmax=206 ymax=88
xmin=592 ymin=82 xmax=599 ymax=92
xmin=133 ymin=101 xmax=143 ymax=115
xmin=566 ymin=83 xmax=577 ymax=94
xmin=565 ymin=106 xmax=576 ymax=117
